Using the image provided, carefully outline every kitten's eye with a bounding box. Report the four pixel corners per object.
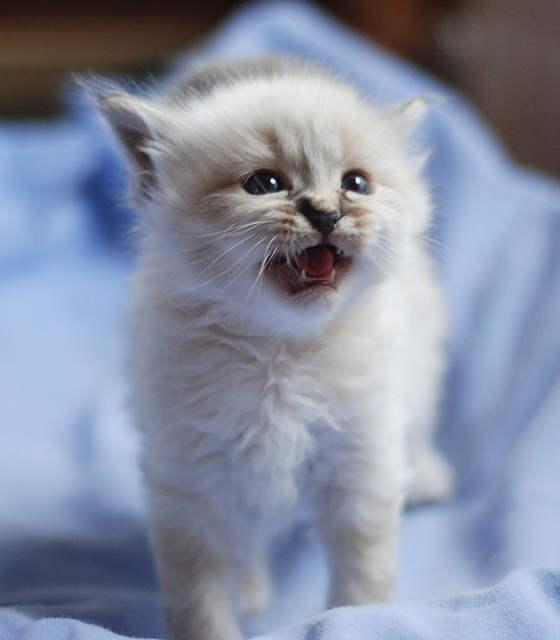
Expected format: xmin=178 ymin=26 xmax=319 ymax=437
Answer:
xmin=341 ymin=172 xmax=371 ymax=195
xmin=243 ymin=171 xmax=285 ymax=195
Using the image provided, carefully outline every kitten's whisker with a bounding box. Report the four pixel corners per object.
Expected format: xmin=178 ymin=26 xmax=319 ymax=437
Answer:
xmin=152 ymin=226 xmax=258 ymax=261
xmin=219 ymin=219 xmax=271 ymax=238
xmin=194 ymin=234 xmax=259 ymax=279
xmin=421 ymin=234 xmax=465 ymax=266
xmin=247 ymin=236 xmax=279 ymax=298
xmin=365 ymin=235 xmax=398 ymax=276
xmin=204 ymin=236 xmax=270 ymax=314
xmin=219 ymin=236 xmax=269 ymax=281
xmin=376 ymin=248 xmax=398 ymax=275
xmin=218 ymin=236 xmax=270 ymax=288
xmin=155 ymin=233 xmax=260 ymax=278
xmin=178 ymin=235 xmax=270 ymax=298
xmin=177 ymin=219 xmax=271 ymax=240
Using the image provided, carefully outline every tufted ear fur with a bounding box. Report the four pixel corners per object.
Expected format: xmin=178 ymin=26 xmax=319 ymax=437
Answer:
xmin=384 ymin=96 xmax=430 ymax=138
xmin=95 ymin=91 xmax=171 ymax=198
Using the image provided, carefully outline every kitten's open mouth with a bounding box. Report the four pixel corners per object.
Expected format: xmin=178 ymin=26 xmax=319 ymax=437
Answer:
xmin=264 ymin=244 xmax=352 ymax=296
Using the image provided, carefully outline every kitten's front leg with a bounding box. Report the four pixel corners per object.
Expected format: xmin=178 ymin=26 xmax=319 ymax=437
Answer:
xmin=236 ymin=548 xmax=272 ymax=617
xmin=321 ymin=496 xmax=401 ymax=607
xmin=318 ymin=438 xmax=406 ymax=607
xmin=150 ymin=509 xmax=244 ymax=640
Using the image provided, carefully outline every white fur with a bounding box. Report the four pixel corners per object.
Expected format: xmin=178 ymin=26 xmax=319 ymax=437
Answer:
xmin=96 ymin=59 xmax=451 ymax=640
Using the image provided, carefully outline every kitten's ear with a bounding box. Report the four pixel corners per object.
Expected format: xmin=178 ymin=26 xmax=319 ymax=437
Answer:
xmin=95 ymin=90 xmax=170 ymax=198
xmin=384 ymin=97 xmax=430 ymax=138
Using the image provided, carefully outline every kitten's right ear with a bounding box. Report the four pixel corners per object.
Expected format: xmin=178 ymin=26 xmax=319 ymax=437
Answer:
xmin=384 ymin=96 xmax=430 ymax=139
xmin=93 ymin=89 xmax=169 ymax=198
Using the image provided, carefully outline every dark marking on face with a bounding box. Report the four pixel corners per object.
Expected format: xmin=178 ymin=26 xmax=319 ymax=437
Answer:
xmin=297 ymin=197 xmax=342 ymax=237
xmin=279 ymin=215 xmax=296 ymax=227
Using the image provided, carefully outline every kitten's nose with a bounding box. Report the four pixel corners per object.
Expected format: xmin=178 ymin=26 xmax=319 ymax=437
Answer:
xmin=297 ymin=197 xmax=342 ymax=237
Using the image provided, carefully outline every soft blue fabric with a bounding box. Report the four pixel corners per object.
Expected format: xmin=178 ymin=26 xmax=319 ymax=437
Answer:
xmin=1 ymin=1 xmax=560 ymax=638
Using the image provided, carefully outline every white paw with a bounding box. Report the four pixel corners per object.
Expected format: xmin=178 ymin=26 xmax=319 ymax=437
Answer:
xmin=406 ymin=448 xmax=453 ymax=508
xmin=236 ymin=562 xmax=273 ymax=617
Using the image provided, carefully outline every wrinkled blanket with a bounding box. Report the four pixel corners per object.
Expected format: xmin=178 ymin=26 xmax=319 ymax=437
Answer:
xmin=1 ymin=2 xmax=560 ymax=638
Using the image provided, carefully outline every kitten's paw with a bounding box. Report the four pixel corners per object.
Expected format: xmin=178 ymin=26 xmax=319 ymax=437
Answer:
xmin=236 ymin=562 xmax=272 ymax=617
xmin=406 ymin=448 xmax=453 ymax=507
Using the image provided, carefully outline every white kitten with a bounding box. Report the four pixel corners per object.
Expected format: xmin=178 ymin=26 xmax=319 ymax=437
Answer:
xmin=95 ymin=58 xmax=451 ymax=640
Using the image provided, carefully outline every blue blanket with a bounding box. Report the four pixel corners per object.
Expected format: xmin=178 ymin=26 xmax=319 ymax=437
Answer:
xmin=2 ymin=2 xmax=560 ymax=638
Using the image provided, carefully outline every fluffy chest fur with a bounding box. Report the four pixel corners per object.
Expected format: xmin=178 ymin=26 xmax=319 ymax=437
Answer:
xmin=131 ymin=276 xmax=406 ymax=521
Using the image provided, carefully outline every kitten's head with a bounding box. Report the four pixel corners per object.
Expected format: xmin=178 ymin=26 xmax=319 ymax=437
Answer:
xmin=95 ymin=59 xmax=432 ymax=336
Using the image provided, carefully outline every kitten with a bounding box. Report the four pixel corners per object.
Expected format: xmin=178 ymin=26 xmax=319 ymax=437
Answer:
xmin=95 ymin=58 xmax=451 ymax=640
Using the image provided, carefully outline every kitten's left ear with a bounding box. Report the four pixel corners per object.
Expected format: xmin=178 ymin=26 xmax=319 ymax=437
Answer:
xmin=384 ymin=96 xmax=430 ymax=138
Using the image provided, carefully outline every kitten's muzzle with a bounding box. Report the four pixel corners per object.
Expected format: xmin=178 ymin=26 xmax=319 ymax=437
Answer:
xmin=297 ymin=198 xmax=342 ymax=237
xmin=264 ymin=244 xmax=351 ymax=297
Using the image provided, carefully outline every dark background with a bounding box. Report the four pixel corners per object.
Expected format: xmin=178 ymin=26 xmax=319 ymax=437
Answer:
xmin=1 ymin=0 xmax=559 ymax=179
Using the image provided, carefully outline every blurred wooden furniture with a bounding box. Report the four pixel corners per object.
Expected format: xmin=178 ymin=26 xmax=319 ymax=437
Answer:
xmin=0 ymin=0 xmax=450 ymax=118
xmin=1 ymin=0 xmax=558 ymax=178
xmin=0 ymin=1 xmax=221 ymax=117
xmin=435 ymin=0 xmax=560 ymax=179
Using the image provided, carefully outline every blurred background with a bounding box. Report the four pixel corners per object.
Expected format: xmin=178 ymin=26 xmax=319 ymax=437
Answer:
xmin=0 ymin=0 xmax=559 ymax=179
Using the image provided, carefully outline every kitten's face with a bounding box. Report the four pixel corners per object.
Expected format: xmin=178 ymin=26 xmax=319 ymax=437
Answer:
xmin=100 ymin=63 xmax=431 ymax=334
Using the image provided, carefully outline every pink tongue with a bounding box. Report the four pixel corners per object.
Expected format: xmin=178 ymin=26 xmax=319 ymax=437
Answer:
xmin=294 ymin=245 xmax=334 ymax=278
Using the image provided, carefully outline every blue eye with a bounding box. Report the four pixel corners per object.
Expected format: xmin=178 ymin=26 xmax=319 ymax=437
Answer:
xmin=341 ymin=172 xmax=371 ymax=195
xmin=243 ymin=171 xmax=285 ymax=195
